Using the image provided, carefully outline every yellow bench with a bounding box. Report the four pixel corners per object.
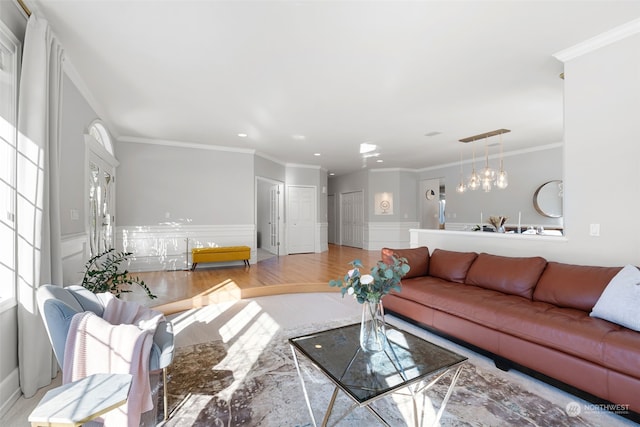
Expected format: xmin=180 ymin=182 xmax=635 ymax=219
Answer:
xmin=191 ymin=246 xmax=251 ymax=270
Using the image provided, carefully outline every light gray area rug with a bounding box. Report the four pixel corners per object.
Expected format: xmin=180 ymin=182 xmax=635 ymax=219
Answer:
xmin=160 ymin=311 xmax=634 ymax=427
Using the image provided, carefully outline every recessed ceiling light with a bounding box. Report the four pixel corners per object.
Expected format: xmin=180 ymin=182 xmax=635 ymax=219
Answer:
xmin=329 ymin=172 xmax=335 ymax=176
xmin=376 ymin=159 xmax=384 ymax=163
xmin=237 ymin=133 xmax=248 ymax=138
xmin=292 ymin=134 xmax=306 ymax=141
xmin=314 ymin=153 xmax=321 ymax=156
xmin=360 ymin=142 xmax=377 ymax=154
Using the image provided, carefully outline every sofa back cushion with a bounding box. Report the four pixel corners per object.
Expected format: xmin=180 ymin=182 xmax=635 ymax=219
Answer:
xmin=381 ymin=246 xmax=429 ymax=279
xmin=465 ymin=253 xmax=547 ymax=299
xmin=429 ymin=249 xmax=477 ymax=283
xmin=532 ymin=262 xmax=621 ymax=311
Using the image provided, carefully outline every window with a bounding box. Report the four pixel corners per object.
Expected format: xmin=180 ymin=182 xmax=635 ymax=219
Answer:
xmin=88 ymin=121 xmax=114 ymax=155
xmin=86 ymin=121 xmax=117 ymax=257
xmin=0 ymin=22 xmax=20 ymax=308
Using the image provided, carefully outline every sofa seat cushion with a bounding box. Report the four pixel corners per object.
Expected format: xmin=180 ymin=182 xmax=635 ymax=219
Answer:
xmin=391 ymin=278 xmax=620 ymax=369
xmin=465 ymin=253 xmax=547 ymax=299
xmin=381 ymin=246 xmax=429 ymax=279
xmin=533 ymin=262 xmax=620 ymax=312
xmin=602 ymin=329 xmax=640 ymax=379
xmin=494 ymin=304 xmax=619 ymax=367
xmin=428 ymin=249 xmax=477 ymax=283
xmin=390 ymin=277 xmax=513 ymax=329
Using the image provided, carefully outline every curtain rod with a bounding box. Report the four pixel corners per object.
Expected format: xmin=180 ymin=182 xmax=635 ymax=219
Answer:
xmin=17 ymin=0 xmax=32 ymax=17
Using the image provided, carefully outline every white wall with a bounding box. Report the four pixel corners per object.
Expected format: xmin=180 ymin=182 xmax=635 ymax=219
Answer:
xmin=560 ymin=32 xmax=640 ymax=266
xmin=60 ymin=74 xmax=99 ymax=236
xmin=115 ymin=142 xmax=254 ymax=225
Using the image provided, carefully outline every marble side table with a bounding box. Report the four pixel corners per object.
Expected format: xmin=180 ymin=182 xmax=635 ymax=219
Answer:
xmin=28 ymin=373 xmax=132 ymax=427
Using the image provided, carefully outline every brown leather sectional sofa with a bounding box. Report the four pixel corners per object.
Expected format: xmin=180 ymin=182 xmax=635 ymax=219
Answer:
xmin=381 ymin=246 xmax=640 ymax=419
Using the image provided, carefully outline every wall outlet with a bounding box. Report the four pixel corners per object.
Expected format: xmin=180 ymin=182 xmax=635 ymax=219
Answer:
xmin=70 ymin=209 xmax=79 ymax=221
xmin=589 ymin=224 xmax=600 ymax=236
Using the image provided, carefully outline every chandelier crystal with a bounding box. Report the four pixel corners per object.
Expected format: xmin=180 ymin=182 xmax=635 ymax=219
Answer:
xmin=466 ymin=141 xmax=479 ymax=191
xmin=495 ymin=134 xmax=509 ymax=189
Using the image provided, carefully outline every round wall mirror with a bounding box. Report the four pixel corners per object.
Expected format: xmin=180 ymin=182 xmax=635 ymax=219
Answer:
xmin=533 ymin=180 xmax=563 ymax=218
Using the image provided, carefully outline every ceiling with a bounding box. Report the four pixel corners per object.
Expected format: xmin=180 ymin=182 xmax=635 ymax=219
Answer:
xmin=29 ymin=1 xmax=640 ymax=176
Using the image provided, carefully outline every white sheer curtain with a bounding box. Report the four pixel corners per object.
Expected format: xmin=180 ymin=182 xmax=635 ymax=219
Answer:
xmin=16 ymin=15 xmax=64 ymax=398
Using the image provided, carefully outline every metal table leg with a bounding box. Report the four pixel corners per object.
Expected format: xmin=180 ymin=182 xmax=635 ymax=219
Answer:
xmin=290 ymin=344 xmax=318 ymax=427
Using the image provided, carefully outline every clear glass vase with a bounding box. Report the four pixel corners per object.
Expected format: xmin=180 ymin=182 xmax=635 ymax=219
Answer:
xmin=360 ymin=299 xmax=386 ymax=352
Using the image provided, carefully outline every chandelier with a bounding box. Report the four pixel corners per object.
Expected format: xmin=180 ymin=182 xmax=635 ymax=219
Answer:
xmin=456 ymin=129 xmax=510 ymax=193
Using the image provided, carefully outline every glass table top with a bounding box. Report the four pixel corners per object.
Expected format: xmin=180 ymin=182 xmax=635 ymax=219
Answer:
xmin=289 ymin=323 xmax=467 ymax=405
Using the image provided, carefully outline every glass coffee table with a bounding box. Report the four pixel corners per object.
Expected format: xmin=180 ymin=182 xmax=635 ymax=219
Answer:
xmin=289 ymin=323 xmax=467 ymax=427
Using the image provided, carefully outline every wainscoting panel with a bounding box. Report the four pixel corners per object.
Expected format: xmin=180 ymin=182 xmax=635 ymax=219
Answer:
xmin=61 ymin=233 xmax=88 ymax=285
xmin=317 ymin=222 xmax=328 ymax=253
xmin=365 ymin=222 xmax=420 ymax=251
xmin=116 ymin=224 xmax=256 ymax=272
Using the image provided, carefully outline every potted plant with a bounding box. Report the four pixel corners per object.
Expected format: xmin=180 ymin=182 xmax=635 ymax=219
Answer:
xmin=81 ymin=248 xmax=156 ymax=299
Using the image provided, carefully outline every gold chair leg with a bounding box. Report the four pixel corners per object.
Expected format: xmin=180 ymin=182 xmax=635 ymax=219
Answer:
xmin=163 ymin=367 xmax=168 ymax=420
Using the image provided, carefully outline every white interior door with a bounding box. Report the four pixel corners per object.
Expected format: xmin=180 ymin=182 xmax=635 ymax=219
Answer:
xmin=287 ymin=185 xmax=316 ymax=254
xmin=327 ymin=194 xmax=336 ymax=244
xmin=341 ymin=191 xmax=363 ymax=248
xmin=268 ymin=184 xmax=281 ymax=255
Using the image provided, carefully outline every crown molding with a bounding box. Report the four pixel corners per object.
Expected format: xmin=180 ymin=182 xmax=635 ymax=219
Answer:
xmin=370 ymin=168 xmax=417 ymax=174
xmin=286 ymin=163 xmax=322 ymax=170
xmin=553 ymin=18 xmax=640 ymax=62
xmin=118 ymin=136 xmax=256 ymax=154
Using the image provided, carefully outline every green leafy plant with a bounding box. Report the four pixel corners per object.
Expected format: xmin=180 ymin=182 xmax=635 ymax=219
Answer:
xmin=81 ymin=249 xmax=156 ymax=299
xmin=329 ymin=255 xmax=409 ymax=303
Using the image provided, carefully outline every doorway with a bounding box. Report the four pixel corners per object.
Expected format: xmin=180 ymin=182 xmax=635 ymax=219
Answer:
xmin=256 ymin=177 xmax=284 ymax=259
xmin=340 ymin=190 xmax=364 ymax=248
xmin=419 ymin=178 xmax=445 ymax=230
xmin=328 ymin=194 xmax=337 ymax=244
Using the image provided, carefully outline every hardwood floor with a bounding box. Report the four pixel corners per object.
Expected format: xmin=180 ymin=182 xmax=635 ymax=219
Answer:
xmin=127 ymin=244 xmax=382 ymax=314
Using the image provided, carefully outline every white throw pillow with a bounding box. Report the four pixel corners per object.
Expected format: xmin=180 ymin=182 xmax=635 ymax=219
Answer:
xmin=590 ymin=264 xmax=640 ymax=331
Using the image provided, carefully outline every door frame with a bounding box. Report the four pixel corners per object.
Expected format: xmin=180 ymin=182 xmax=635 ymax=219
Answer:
xmin=255 ymin=176 xmax=285 ymax=256
xmin=84 ymin=133 xmax=119 ymax=257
